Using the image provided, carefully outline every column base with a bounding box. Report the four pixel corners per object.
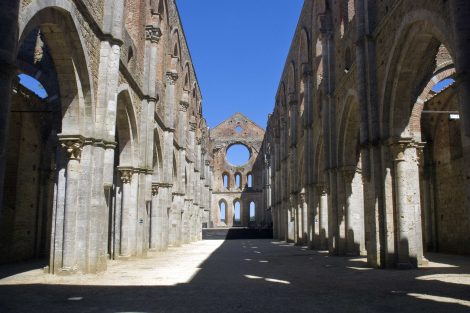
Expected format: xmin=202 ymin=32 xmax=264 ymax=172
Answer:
xmin=56 ymin=266 xmax=79 ymax=276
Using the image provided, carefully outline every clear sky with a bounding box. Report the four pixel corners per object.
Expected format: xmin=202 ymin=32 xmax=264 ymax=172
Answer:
xmin=176 ymin=0 xmax=304 ymax=129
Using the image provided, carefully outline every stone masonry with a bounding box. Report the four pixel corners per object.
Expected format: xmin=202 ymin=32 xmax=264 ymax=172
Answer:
xmin=262 ymin=0 xmax=470 ymax=268
xmin=209 ymin=113 xmax=270 ymax=228
xmin=0 ymin=0 xmax=213 ymax=274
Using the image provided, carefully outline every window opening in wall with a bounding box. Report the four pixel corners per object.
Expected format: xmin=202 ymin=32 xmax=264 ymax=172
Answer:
xmin=18 ymin=74 xmax=48 ymax=99
xmin=431 ymin=78 xmax=455 ymax=93
xmin=226 ymin=144 xmax=250 ymax=166
xmin=236 ymin=126 xmax=243 ymax=133
xmin=247 ymin=173 xmax=253 ymax=188
xmin=235 ymin=173 xmax=242 ymax=189
xmin=223 ymin=173 xmax=229 ymax=189
xmin=219 ymin=201 xmax=226 ymax=223
xmin=234 ymin=201 xmax=241 ymax=224
xmin=250 ymin=202 xmax=256 ymax=222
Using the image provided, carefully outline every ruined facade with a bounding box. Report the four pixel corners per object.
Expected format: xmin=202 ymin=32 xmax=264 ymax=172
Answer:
xmin=0 ymin=0 xmax=213 ymax=274
xmin=263 ymin=0 xmax=470 ymax=268
xmin=209 ymin=113 xmax=270 ymax=228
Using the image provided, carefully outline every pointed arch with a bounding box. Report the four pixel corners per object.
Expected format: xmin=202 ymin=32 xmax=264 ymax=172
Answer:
xmin=116 ymin=86 xmax=139 ymax=166
xmin=19 ymin=1 xmax=95 ymax=135
xmin=380 ymin=10 xmax=456 ymax=139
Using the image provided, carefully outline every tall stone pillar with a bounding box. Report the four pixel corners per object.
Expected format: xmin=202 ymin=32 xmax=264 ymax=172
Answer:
xmin=328 ymin=169 xmax=339 ymax=254
xmin=58 ymin=138 xmax=84 ymax=273
xmin=288 ymin=194 xmax=297 ymax=242
xmin=342 ymin=167 xmax=366 ymax=255
xmin=295 ymin=195 xmax=302 ymax=244
xmin=391 ymin=140 xmax=425 ymax=268
xmin=307 ymin=185 xmax=317 ymax=249
xmin=0 ymin=1 xmax=20 ymax=212
xmin=337 ymin=169 xmax=348 ymax=254
xmin=118 ymin=167 xmax=137 ymax=257
xmin=318 ymin=184 xmax=329 ymax=250
xmin=150 ymin=183 xmax=162 ymax=250
xmin=300 ymin=192 xmax=308 ymax=245
xmin=160 ymin=184 xmax=172 ymax=250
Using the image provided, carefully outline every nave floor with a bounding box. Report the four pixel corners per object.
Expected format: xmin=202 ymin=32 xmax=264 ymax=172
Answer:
xmin=1 ymin=239 xmax=469 ymax=312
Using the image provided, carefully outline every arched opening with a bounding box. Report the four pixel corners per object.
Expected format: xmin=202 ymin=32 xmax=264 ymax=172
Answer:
xmin=247 ymin=173 xmax=253 ymax=188
xmin=233 ymin=201 xmax=241 ymax=226
xmin=226 ymin=144 xmax=250 ymax=166
xmin=338 ymin=97 xmax=365 ymax=256
xmin=1 ymin=6 xmax=93 ymax=272
xmin=383 ymin=22 xmax=469 ymax=265
xmin=223 ymin=172 xmax=229 ymax=189
xmin=249 ymin=202 xmax=256 ymax=223
xmin=235 ymin=172 xmax=242 ymax=189
xmin=109 ymin=89 xmax=138 ymax=259
xmin=219 ymin=200 xmax=227 ymax=225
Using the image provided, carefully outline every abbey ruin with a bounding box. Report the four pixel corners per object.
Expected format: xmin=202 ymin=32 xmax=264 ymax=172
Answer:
xmin=0 ymin=0 xmax=469 ymax=303
xmin=0 ymin=0 xmax=214 ymax=274
xmin=263 ymin=0 xmax=470 ymax=268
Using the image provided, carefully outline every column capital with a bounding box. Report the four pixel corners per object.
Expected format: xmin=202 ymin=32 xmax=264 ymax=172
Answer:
xmin=118 ymin=166 xmax=134 ymax=184
xmin=301 ymin=63 xmax=313 ymax=78
xmin=179 ymin=101 xmax=190 ymax=112
xmin=389 ymin=138 xmax=414 ymax=162
xmin=145 ymin=25 xmax=162 ymax=43
xmin=59 ymin=136 xmax=85 ymax=161
xmin=299 ymin=192 xmax=306 ymax=204
xmin=288 ymin=92 xmax=298 ymax=106
xmin=166 ymin=71 xmax=178 ymax=85
xmin=151 ymin=183 xmax=159 ymax=196
xmin=314 ymin=183 xmax=328 ymax=195
xmin=340 ymin=165 xmax=360 ymax=181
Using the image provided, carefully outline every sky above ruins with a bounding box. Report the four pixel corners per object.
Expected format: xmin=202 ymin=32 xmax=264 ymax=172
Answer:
xmin=177 ymin=0 xmax=304 ymax=129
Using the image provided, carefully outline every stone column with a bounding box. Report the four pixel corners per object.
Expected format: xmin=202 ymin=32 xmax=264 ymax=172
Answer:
xmin=337 ymin=169 xmax=348 ymax=254
xmin=300 ymin=192 xmax=308 ymax=245
xmin=160 ymin=184 xmax=172 ymax=250
xmin=328 ymin=169 xmax=339 ymax=254
xmin=295 ymin=195 xmax=302 ymax=244
xmin=118 ymin=167 xmax=135 ymax=257
xmin=0 ymin=1 xmax=20 ymax=211
xmin=288 ymin=194 xmax=297 ymax=242
xmin=149 ymin=183 xmax=162 ymax=250
xmin=59 ymin=138 xmax=84 ymax=273
xmin=165 ymin=72 xmax=178 ymax=129
xmin=342 ymin=167 xmax=366 ymax=255
xmin=317 ymin=184 xmax=329 ymax=250
xmin=307 ymin=185 xmax=316 ymax=249
xmin=391 ymin=140 xmax=425 ymax=268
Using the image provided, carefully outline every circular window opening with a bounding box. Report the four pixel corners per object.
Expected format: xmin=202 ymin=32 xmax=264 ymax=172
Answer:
xmin=226 ymin=144 xmax=250 ymax=166
xmin=236 ymin=126 xmax=243 ymax=133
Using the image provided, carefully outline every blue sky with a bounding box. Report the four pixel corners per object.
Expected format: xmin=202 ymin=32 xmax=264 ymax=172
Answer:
xmin=176 ymin=0 xmax=304 ymax=129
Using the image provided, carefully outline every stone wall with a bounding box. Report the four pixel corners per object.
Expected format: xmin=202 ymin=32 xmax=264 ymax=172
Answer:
xmin=263 ymin=0 xmax=470 ymax=268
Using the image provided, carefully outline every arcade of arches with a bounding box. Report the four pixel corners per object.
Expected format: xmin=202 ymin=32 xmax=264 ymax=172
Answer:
xmin=0 ymin=0 xmax=469 ymax=279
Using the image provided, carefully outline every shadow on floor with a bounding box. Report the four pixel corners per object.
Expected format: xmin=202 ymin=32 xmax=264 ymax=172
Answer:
xmin=0 ymin=238 xmax=469 ymax=313
xmin=203 ymin=227 xmax=273 ymax=240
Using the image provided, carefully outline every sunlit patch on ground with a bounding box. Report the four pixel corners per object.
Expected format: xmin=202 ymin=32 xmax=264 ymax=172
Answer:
xmin=407 ymin=293 xmax=470 ymax=308
xmin=416 ymin=274 xmax=470 ymax=286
